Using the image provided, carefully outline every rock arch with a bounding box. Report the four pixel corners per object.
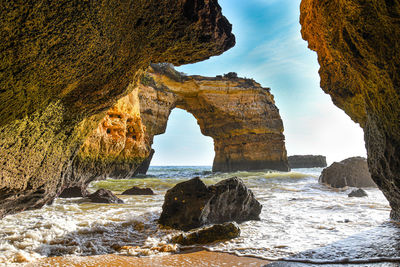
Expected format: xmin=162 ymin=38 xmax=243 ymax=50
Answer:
xmin=69 ymin=64 xmax=289 ymax=190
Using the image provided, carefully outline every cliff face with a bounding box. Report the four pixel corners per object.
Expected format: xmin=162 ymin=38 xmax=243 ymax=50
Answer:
xmin=288 ymin=155 xmax=327 ymax=169
xmin=77 ymin=64 xmax=288 ymax=180
xmin=300 ymin=0 xmax=400 ymax=218
xmin=0 ymin=1 xmax=234 ymax=218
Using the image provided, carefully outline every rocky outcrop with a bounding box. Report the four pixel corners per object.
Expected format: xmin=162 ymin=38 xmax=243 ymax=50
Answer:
xmin=143 ymin=64 xmax=289 ymax=172
xmin=0 ymin=1 xmax=234 ymax=218
xmin=134 ymin=149 xmax=155 ymax=176
xmin=158 ymin=177 xmax=262 ymax=231
xmin=72 ymin=64 xmax=288 ymax=188
xmin=300 ymin=0 xmax=400 ymax=219
xmin=288 ymin=155 xmax=327 ymax=168
xmin=59 ymin=186 xmax=88 ymax=198
xmin=88 ymin=189 xmax=124 ymax=204
xmin=348 ymin=188 xmax=368 ymax=198
xmin=171 ymin=222 xmax=240 ymax=245
xmin=121 ymin=186 xmax=154 ymax=195
xmin=319 ymin=157 xmax=377 ymax=188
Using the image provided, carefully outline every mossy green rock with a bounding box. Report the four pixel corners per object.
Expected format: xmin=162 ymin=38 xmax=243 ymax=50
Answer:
xmin=0 ymin=0 xmax=234 ymax=218
xmin=300 ymin=0 xmax=400 ymax=219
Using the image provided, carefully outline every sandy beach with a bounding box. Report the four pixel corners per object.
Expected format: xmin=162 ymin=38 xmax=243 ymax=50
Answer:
xmin=29 ymin=251 xmax=269 ymax=267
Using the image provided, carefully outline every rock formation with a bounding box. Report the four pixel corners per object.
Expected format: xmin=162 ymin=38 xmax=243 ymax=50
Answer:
xmin=72 ymin=64 xmax=289 ymax=189
xmin=348 ymin=188 xmax=368 ymax=198
xmin=158 ymin=177 xmax=262 ymax=231
xmin=288 ymin=155 xmax=327 ymax=168
xmin=121 ymin=186 xmax=154 ymax=195
xmin=300 ymin=0 xmax=400 ymax=219
xmin=319 ymin=157 xmax=377 ymax=188
xmin=0 ymin=1 xmax=234 ymax=218
xmin=142 ymin=64 xmax=289 ymax=172
xmin=88 ymin=189 xmax=124 ymax=204
xmin=170 ymin=222 xmax=240 ymax=245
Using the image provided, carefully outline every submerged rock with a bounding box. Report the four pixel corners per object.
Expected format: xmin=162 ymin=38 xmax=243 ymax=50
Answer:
xmin=319 ymin=157 xmax=377 ymax=188
xmin=158 ymin=177 xmax=262 ymax=231
xmin=348 ymin=188 xmax=368 ymax=198
xmin=171 ymin=222 xmax=240 ymax=245
xmin=88 ymin=189 xmax=124 ymax=204
xmin=288 ymin=155 xmax=327 ymax=168
xmin=58 ymin=186 xmax=88 ymax=198
xmin=121 ymin=186 xmax=154 ymax=195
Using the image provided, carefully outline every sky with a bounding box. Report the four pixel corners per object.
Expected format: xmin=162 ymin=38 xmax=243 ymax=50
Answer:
xmin=150 ymin=0 xmax=366 ymax=166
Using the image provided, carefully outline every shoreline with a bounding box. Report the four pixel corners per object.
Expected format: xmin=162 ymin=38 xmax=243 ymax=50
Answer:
xmin=28 ymin=251 xmax=270 ymax=267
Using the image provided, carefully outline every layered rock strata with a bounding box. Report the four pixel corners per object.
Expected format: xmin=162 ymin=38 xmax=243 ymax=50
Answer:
xmin=0 ymin=1 xmax=234 ymax=217
xmin=144 ymin=64 xmax=289 ymax=172
xmin=288 ymin=155 xmax=327 ymax=168
xmin=300 ymin=0 xmax=400 ymax=218
xmin=73 ymin=64 xmax=289 ymax=186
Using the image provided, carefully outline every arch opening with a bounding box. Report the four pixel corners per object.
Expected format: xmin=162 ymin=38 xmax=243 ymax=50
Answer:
xmin=150 ymin=108 xmax=215 ymax=166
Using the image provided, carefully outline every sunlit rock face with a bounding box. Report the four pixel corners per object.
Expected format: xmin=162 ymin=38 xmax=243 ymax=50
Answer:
xmin=74 ymin=64 xmax=288 ymax=185
xmin=146 ymin=64 xmax=289 ymax=172
xmin=300 ymin=0 xmax=400 ymax=219
xmin=0 ymin=0 xmax=234 ymax=218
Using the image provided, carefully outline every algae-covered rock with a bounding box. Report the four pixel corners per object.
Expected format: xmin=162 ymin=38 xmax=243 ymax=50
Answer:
xmin=0 ymin=0 xmax=234 ymax=217
xmin=300 ymin=0 xmax=400 ymax=219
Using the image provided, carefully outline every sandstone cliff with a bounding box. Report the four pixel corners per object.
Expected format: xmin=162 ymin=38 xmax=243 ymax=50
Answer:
xmin=73 ymin=64 xmax=288 ymax=184
xmin=300 ymin=0 xmax=400 ymax=218
xmin=0 ymin=1 xmax=234 ymax=217
xmin=146 ymin=64 xmax=289 ymax=172
xmin=288 ymin=155 xmax=327 ymax=169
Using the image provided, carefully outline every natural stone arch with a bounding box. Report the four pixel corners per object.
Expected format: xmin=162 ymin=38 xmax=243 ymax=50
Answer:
xmin=68 ymin=64 xmax=289 ymax=192
xmin=144 ymin=64 xmax=289 ymax=173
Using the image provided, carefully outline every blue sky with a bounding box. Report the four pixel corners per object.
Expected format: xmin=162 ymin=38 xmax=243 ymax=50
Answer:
xmin=150 ymin=0 xmax=366 ymax=166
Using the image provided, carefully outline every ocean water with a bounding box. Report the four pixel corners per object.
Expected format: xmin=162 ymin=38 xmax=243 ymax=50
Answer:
xmin=0 ymin=166 xmax=398 ymax=265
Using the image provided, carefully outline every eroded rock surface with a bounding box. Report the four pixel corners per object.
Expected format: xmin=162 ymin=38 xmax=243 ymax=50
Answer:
xmin=158 ymin=177 xmax=262 ymax=231
xmin=288 ymin=155 xmax=327 ymax=168
xmin=319 ymin=157 xmax=377 ymax=188
xmin=171 ymin=222 xmax=240 ymax=245
xmin=300 ymin=0 xmax=400 ymax=219
xmin=144 ymin=64 xmax=289 ymax=172
xmin=0 ymin=0 xmax=234 ymax=217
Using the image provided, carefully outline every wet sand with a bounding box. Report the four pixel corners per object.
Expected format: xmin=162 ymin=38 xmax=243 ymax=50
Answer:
xmin=29 ymin=251 xmax=269 ymax=267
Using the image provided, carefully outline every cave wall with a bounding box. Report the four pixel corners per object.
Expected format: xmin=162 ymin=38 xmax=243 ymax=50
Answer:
xmin=0 ymin=0 xmax=234 ymax=218
xmin=300 ymin=0 xmax=400 ymax=219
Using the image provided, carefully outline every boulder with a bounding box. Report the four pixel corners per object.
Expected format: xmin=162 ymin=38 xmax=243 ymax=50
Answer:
xmin=171 ymin=222 xmax=240 ymax=245
xmin=88 ymin=189 xmax=124 ymax=204
xmin=348 ymin=188 xmax=368 ymax=198
xmin=58 ymin=186 xmax=88 ymax=198
xmin=159 ymin=177 xmax=262 ymax=231
xmin=121 ymin=186 xmax=154 ymax=195
xmin=288 ymin=155 xmax=327 ymax=168
xmin=319 ymin=157 xmax=377 ymax=188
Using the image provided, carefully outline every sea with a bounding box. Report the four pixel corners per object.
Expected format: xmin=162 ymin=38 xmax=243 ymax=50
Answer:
xmin=1 ymin=166 xmax=399 ymax=266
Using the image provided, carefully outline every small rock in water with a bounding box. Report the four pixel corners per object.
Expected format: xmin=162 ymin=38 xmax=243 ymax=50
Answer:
xmin=171 ymin=222 xmax=240 ymax=245
xmin=59 ymin=186 xmax=88 ymax=198
xmin=88 ymin=189 xmax=124 ymax=203
xmin=348 ymin=188 xmax=368 ymax=197
xmin=121 ymin=186 xmax=154 ymax=195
